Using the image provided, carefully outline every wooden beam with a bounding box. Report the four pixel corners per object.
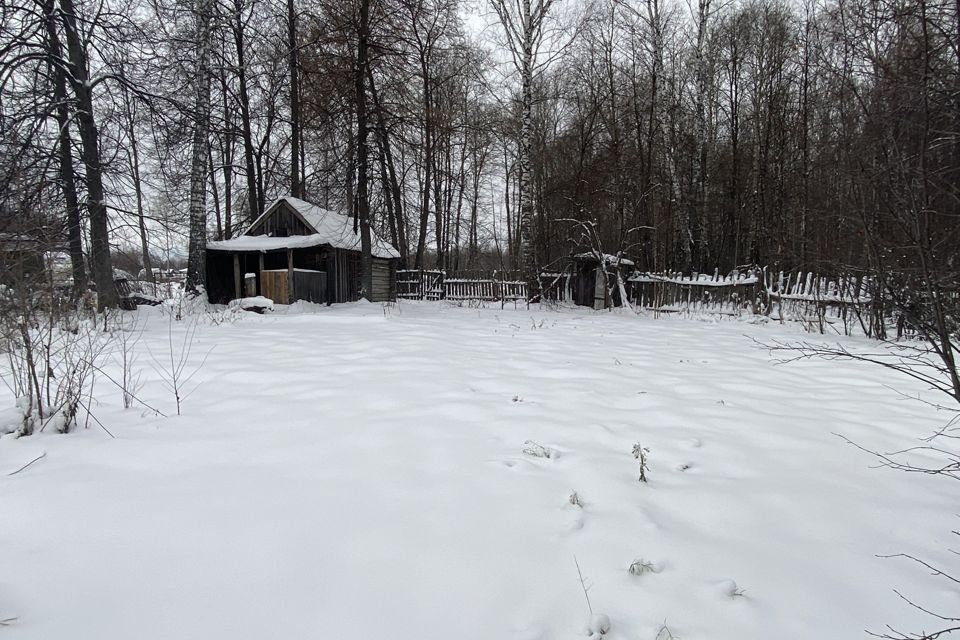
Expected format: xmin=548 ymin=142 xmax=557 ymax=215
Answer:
xmin=287 ymin=249 xmax=294 ymax=304
xmin=325 ymin=250 xmax=335 ymax=305
xmin=258 ymin=253 xmax=265 ymax=296
xmin=233 ymin=253 xmax=241 ymax=300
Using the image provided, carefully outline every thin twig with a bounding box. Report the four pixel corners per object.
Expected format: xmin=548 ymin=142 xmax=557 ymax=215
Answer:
xmin=76 ymin=396 xmax=115 ymax=439
xmin=7 ymin=451 xmax=46 ymax=476
xmin=573 ymin=555 xmax=593 ymax=614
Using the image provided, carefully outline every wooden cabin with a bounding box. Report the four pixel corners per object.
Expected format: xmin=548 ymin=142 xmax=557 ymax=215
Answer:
xmin=569 ymin=253 xmax=635 ymax=309
xmin=205 ymin=196 xmax=399 ymax=305
xmin=0 ymin=232 xmax=46 ymax=286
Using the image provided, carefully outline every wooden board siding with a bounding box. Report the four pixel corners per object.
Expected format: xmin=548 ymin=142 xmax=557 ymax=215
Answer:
xmin=247 ymin=202 xmax=313 ymax=237
xmin=208 ymin=239 xmax=395 ymax=306
xmin=261 ymin=269 xmax=289 ymax=303
xmin=326 ymin=248 xmax=361 ymax=303
xmin=292 ymin=269 xmax=326 ymax=303
xmin=370 ymin=258 xmax=395 ymax=302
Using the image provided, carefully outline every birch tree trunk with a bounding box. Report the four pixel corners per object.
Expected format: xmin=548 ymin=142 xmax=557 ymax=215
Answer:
xmin=518 ymin=2 xmax=537 ymax=299
xmin=491 ymin=0 xmax=555 ymax=301
xmin=186 ymin=0 xmax=214 ymax=294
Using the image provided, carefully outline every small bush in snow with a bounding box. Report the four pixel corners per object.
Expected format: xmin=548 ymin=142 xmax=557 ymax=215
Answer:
xmin=569 ymin=491 xmax=582 ymax=507
xmin=655 ymin=623 xmax=679 ymax=640
xmin=147 ymin=312 xmax=211 ymax=416
xmin=628 ymin=558 xmax=661 ymax=576
xmin=716 ymin=579 xmax=745 ymax=598
xmin=632 ymin=443 xmax=650 ymax=482
xmin=113 ymin=313 xmax=144 ymax=410
xmin=523 ymin=440 xmax=553 ymax=459
xmin=0 ymin=289 xmax=110 ymax=437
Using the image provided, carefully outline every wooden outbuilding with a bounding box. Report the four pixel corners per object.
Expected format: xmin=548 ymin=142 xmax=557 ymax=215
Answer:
xmin=568 ymin=253 xmax=635 ymax=309
xmin=205 ymin=196 xmax=399 ymax=305
xmin=0 ymin=232 xmax=46 ymax=286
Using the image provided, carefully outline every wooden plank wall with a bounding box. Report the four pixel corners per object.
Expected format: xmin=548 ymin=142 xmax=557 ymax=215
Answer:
xmin=328 ymin=249 xmax=361 ymax=303
xmin=370 ymin=258 xmax=394 ymax=301
xmin=261 ymin=269 xmax=289 ymax=303
xmin=292 ymin=269 xmax=326 ymax=303
xmin=247 ymin=202 xmax=312 ymax=237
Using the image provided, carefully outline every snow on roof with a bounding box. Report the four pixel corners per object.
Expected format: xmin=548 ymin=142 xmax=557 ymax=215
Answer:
xmin=207 ymin=234 xmax=331 ymax=252
xmin=573 ymin=252 xmax=635 ymax=266
xmin=211 ymin=196 xmax=399 ymax=259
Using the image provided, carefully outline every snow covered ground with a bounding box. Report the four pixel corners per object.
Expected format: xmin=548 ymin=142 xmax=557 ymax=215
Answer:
xmin=0 ymin=301 xmax=956 ymax=639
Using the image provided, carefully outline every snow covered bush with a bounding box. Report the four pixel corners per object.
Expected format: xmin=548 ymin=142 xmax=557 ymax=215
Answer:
xmin=628 ymin=558 xmax=662 ymax=576
xmin=586 ymin=613 xmax=610 ymax=637
xmin=715 ymin=579 xmax=745 ymax=598
xmin=0 ymin=287 xmax=108 ymax=436
xmin=523 ymin=440 xmax=555 ymax=459
xmin=632 ymin=443 xmax=650 ymax=482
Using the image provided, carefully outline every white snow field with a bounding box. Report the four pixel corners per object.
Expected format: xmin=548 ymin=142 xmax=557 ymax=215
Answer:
xmin=0 ymin=302 xmax=957 ymax=640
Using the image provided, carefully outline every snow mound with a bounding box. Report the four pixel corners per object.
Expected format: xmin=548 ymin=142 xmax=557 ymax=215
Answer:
xmin=233 ymin=296 xmax=274 ymax=313
xmin=585 ymin=613 xmax=610 ymax=636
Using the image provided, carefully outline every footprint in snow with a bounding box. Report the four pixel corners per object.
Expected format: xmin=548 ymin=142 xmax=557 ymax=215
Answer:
xmin=510 ymin=623 xmax=546 ymax=640
xmin=564 ymin=493 xmax=585 ymax=530
xmin=685 ymin=437 xmax=702 ymax=448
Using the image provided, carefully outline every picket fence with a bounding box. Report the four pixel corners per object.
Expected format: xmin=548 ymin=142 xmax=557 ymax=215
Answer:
xmin=398 ymin=270 xmax=530 ymax=302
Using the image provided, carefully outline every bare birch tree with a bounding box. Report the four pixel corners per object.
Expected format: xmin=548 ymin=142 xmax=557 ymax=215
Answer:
xmin=490 ymin=0 xmax=557 ymax=300
xmin=186 ymin=0 xmax=214 ymax=294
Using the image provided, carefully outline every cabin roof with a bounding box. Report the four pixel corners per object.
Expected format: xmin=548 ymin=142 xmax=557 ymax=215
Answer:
xmin=208 ymin=234 xmax=332 ymax=252
xmin=0 ymin=232 xmax=42 ymax=252
xmin=207 ymin=196 xmax=399 ymax=259
xmin=573 ymin=252 xmax=635 ymax=266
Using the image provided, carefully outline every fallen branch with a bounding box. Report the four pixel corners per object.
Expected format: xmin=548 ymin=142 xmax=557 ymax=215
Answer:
xmin=7 ymin=451 xmax=46 ymax=476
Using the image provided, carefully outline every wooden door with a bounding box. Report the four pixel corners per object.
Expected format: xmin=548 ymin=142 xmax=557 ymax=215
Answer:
xmin=593 ymin=269 xmax=606 ymax=310
xmin=261 ymin=269 xmax=288 ymax=303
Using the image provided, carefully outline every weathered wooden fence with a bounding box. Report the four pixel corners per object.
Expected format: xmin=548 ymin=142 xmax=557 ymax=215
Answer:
xmin=397 ymin=267 xmax=899 ymax=336
xmin=629 ymin=271 xmax=761 ymax=315
xmin=398 ymin=270 xmax=532 ymax=303
xmin=629 ymin=268 xmax=891 ymax=336
xmin=397 ymin=270 xmax=445 ymax=301
xmin=764 ymin=270 xmax=888 ymax=337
